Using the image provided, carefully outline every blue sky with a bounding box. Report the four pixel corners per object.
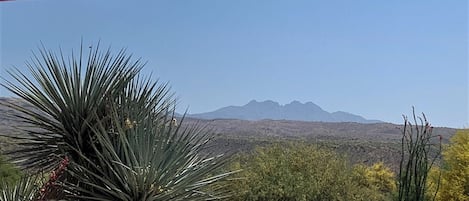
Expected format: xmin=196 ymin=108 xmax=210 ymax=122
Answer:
xmin=1 ymin=0 xmax=467 ymax=128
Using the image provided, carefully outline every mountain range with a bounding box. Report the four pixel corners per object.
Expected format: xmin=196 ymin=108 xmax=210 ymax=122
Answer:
xmin=188 ymin=100 xmax=381 ymax=124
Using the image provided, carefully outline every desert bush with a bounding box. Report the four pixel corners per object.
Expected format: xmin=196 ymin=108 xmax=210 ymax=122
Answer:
xmin=228 ymin=143 xmax=393 ymax=201
xmin=351 ymin=162 xmax=395 ymax=201
xmin=427 ymin=129 xmax=469 ymax=201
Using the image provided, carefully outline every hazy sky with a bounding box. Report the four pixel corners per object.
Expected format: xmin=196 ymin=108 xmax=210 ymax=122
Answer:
xmin=1 ymin=1 xmax=467 ymax=128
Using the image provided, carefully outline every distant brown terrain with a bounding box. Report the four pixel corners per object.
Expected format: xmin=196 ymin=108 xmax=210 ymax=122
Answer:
xmin=0 ymin=97 xmax=457 ymax=171
xmin=182 ymin=117 xmax=455 ymax=171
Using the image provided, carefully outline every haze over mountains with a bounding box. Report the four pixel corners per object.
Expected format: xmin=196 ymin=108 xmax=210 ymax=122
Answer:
xmin=189 ymin=100 xmax=382 ymax=124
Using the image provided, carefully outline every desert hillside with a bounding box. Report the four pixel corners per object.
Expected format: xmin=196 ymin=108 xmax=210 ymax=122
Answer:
xmin=0 ymin=98 xmax=456 ymax=171
xmin=181 ymin=117 xmax=455 ymax=171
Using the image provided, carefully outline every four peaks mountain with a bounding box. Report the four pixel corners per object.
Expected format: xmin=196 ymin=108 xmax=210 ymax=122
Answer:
xmin=189 ymin=100 xmax=381 ymax=123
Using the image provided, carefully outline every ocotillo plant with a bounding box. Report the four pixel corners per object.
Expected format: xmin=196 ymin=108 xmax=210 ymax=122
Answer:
xmin=397 ymin=108 xmax=441 ymax=201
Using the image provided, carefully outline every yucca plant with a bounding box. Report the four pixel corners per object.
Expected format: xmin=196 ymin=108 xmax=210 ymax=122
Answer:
xmin=0 ymin=43 xmax=233 ymax=200
xmin=0 ymin=175 xmax=43 ymax=201
xmin=1 ymin=44 xmax=141 ymax=171
xmin=63 ymin=109 xmax=232 ymax=200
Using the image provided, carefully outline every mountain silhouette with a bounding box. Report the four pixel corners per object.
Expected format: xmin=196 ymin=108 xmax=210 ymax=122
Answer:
xmin=189 ymin=100 xmax=382 ymax=123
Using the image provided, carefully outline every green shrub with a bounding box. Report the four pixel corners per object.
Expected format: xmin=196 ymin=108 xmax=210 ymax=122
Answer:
xmin=0 ymin=155 xmax=22 ymax=186
xmin=351 ymin=162 xmax=396 ymax=201
xmin=427 ymin=129 xmax=469 ymax=201
xmin=228 ymin=143 xmax=393 ymax=201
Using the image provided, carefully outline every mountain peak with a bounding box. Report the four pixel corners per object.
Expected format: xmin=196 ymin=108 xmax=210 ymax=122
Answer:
xmin=289 ymin=100 xmax=302 ymax=105
xmin=246 ymin=100 xmax=279 ymax=107
xmin=246 ymin=99 xmax=258 ymax=105
xmin=284 ymin=100 xmax=323 ymax=112
xmin=189 ymin=100 xmax=381 ymax=123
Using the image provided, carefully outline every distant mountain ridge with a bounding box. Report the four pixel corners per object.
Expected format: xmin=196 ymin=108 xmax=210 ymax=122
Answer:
xmin=189 ymin=100 xmax=382 ymax=124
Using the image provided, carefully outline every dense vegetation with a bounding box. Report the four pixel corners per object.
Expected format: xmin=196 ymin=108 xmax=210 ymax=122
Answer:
xmin=228 ymin=143 xmax=395 ymax=201
xmin=223 ymin=126 xmax=467 ymax=201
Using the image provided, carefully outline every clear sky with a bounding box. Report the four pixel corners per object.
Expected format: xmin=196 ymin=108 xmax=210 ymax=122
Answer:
xmin=1 ymin=0 xmax=468 ymax=128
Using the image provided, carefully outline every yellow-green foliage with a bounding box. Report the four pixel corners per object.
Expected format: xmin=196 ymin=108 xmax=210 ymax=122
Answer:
xmin=366 ymin=162 xmax=396 ymax=193
xmin=351 ymin=162 xmax=396 ymax=200
xmin=0 ymin=155 xmax=22 ymax=186
xmin=428 ymin=129 xmax=469 ymax=201
xmin=228 ymin=143 xmax=394 ymax=201
xmin=425 ymin=166 xmax=441 ymax=200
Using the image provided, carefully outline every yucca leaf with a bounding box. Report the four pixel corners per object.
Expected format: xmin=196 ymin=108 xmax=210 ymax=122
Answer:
xmin=0 ymin=175 xmax=43 ymax=201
